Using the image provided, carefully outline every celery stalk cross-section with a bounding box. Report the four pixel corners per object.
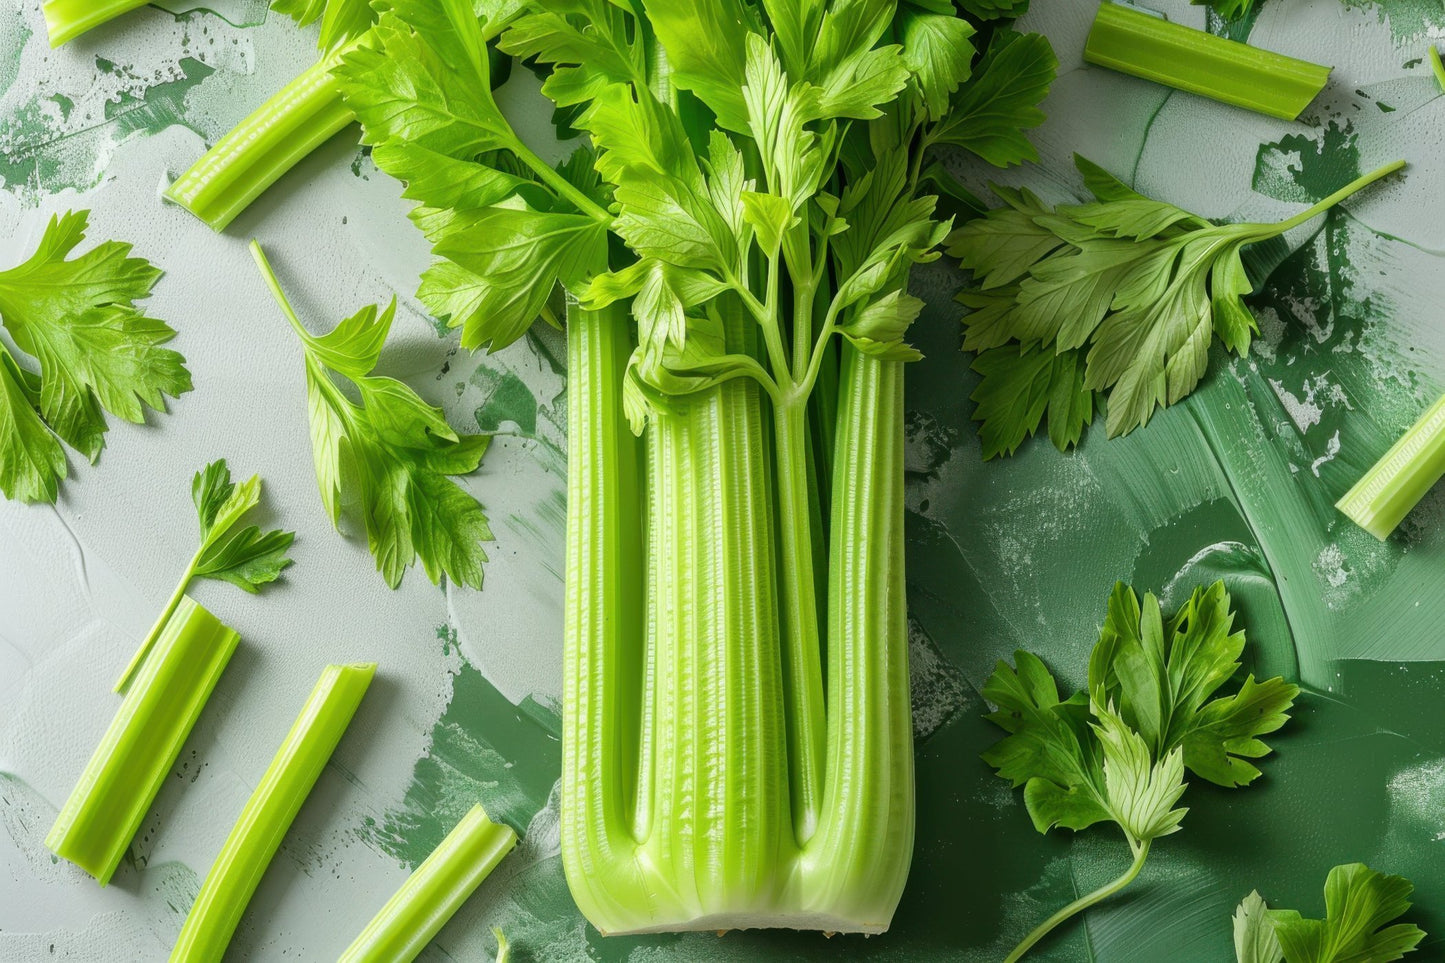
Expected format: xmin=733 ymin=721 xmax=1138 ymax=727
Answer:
xmin=1084 ymin=2 xmax=1331 ymax=120
xmin=338 ymin=803 xmax=518 ymax=963
xmin=46 ymin=596 xmax=240 ymax=885
xmin=169 ymin=662 xmax=376 ymax=962
xmin=1337 ymin=393 xmax=1445 ymax=539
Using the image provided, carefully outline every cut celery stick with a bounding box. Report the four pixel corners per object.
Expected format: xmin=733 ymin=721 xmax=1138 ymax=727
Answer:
xmin=1336 ymin=393 xmax=1445 ymax=540
xmin=164 ymin=47 xmax=357 ymax=232
xmin=42 ymin=0 xmax=148 ymax=46
xmin=46 ymin=596 xmax=239 ymax=885
xmin=170 ymin=662 xmax=376 ymax=962
xmin=1084 ymin=2 xmax=1331 ymax=120
xmin=338 ymin=803 xmax=518 ymax=963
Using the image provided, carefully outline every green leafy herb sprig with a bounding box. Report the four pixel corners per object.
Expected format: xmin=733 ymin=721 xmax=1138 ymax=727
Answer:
xmin=948 ymin=154 xmax=1405 ymax=457
xmin=0 ymin=211 xmax=192 ymax=503
xmin=1234 ymin=864 xmax=1427 ymax=963
xmin=984 ymin=580 xmax=1300 ymax=962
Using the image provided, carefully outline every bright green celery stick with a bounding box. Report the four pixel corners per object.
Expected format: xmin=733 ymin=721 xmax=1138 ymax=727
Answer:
xmin=334 ymin=0 xmax=1033 ymax=934
xmin=170 ymin=662 xmax=376 ymax=963
xmin=46 ymin=597 xmax=239 ymax=885
xmin=1336 ymin=393 xmax=1445 ymax=539
xmin=1084 ymin=1 xmax=1331 ymax=120
xmin=42 ymin=0 xmax=148 ymax=46
xmin=164 ymin=46 xmax=357 ymax=232
xmin=114 ymin=460 xmax=294 ymax=692
xmin=1431 ymin=47 xmax=1445 ymax=92
xmin=338 ymin=803 xmax=518 ymax=963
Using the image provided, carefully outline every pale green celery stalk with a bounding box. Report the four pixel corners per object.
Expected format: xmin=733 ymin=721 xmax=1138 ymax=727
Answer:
xmin=170 ymin=662 xmax=376 ymax=962
xmin=801 ymin=346 xmax=914 ymax=926
xmin=561 ymin=299 xmax=799 ymax=932
xmin=164 ymin=43 xmax=357 ymax=232
xmin=1336 ymin=392 xmax=1445 ymax=539
xmin=339 ymin=803 xmax=517 ymax=963
xmin=42 ymin=0 xmax=147 ymax=46
xmin=46 ymin=597 xmax=239 ymax=885
xmin=1084 ymin=2 xmax=1331 ymax=120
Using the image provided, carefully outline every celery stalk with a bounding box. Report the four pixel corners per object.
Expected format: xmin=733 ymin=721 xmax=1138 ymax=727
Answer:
xmin=170 ymin=662 xmax=376 ymax=962
xmin=42 ymin=0 xmax=148 ymax=47
xmin=164 ymin=47 xmax=357 ymax=232
xmin=46 ymin=596 xmax=239 ymax=885
xmin=1084 ymin=2 xmax=1331 ymax=120
xmin=803 ymin=347 xmax=914 ymax=926
xmin=1431 ymin=47 xmax=1445 ymax=93
xmin=1336 ymin=393 xmax=1445 ymax=539
xmin=338 ymin=803 xmax=518 ymax=963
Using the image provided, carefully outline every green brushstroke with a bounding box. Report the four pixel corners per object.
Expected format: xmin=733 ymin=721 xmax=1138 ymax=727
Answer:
xmin=0 ymin=18 xmax=29 ymax=98
xmin=1343 ymin=0 xmax=1445 ymax=42
xmin=473 ymin=367 xmax=538 ymax=437
xmin=358 ymin=627 xmax=560 ymax=868
xmin=0 ymin=56 xmax=213 ymax=199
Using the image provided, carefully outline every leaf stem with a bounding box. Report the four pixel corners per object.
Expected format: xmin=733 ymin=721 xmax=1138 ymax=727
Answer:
xmin=113 ymin=548 xmax=201 ymax=692
xmin=1275 ymin=160 xmax=1406 ymax=232
xmin=508 ymin=138 xmax=613 ymax=223
xmin=249 ymin=241 xmax=311 ymax=343
xmin=1002 ymin=837 xmax=1151 ymax=963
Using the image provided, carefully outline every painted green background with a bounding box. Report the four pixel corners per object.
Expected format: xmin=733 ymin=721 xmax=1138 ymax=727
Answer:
xmin=3 ymin=0 xmax=1445 ymax=961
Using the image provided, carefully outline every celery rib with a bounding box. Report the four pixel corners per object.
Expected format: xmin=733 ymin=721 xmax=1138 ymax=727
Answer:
xmin=559 ymin=303 xmax=648 ymax=928
xmin=164 ymin=49 xmax=357 ymax=232
xmin=170 ymin=662 xmax=376 ymax=962
xmin=1083 ymin=2 xmax=1331 ymax=120
xmin=1336 ymin=393 xmax=1445 ymax=539
xmin=42 ymin=0 xmax=148 ymax=47
xmin=46 ymin=597 xmax=239 ymax=885
xmin=338 ymin=803 xmax=517 ymax=963
xmin=803 ymin=348 xmax=915 ymax=930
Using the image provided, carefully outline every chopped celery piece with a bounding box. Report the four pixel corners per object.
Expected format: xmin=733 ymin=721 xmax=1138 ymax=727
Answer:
xmin=1336 ymin=393 xmax=1445 ymax=539
xmin=338 ymin=803 xmax=518 ymax=963
xmin=42 ymin=0 xmax=148 ymax=47
xmin=114 ymin=459 xmax=293 ymax=693
xmin=46 ymin=597 xmax=239 ymax=885
xmin=164 ymin=48 xmax=357 ymax=232
xmin=170 ymin=662 xmax=376 ymax=962
xmin=1084 ymin=2 xmax=1331 ymax=120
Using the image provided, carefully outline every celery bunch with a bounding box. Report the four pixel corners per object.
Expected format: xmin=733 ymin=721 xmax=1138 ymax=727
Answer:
xmin=335 ymin=0 xmax=1053 ymax=934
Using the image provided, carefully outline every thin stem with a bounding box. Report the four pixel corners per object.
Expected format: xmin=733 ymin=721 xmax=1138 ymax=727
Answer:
xmin=509 ymin=139 xmax=613 ymax=223
xmin=113 ymin=549 xmax=201 ymax=692
xmin=1274 ymin=160 xmax=1406 ymax=232
xmin=759 ymin=253 xmax=792 ymax=383
xmin=249 ymin=241 xmax=312 ymax=343
xmin=1003 ymin=838 xmax=1151 ymax=963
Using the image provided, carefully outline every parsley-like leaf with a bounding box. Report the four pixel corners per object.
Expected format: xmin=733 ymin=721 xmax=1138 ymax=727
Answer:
xmin=189 ymin=459 xmax=297 ymax=592
xmin=928 ymin=30 xmax=1056 ymax=167
xmin=983 ymin=580 xmax=1298 ymax=960
xmin=949 ymin=154 xmax=1405 ymax=449
xmin=0 ymin=211 xmax=191 ymax=504
xmin=252 ymin=242 xmax=492 ymax=590
xmin=1234 ymin=865 xmax=1427 ymax=963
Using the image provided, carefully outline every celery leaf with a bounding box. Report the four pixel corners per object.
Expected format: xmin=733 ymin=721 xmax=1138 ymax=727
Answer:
xmin=190 ymin=459 xmax=296 ymax=593
xmin=984 ymin=581 xmax=1299 ymax=958
xmin=0 ymin=211 xmax=191 ymax=503
xmin=929 ymin=30 xmax=1056 ymax=167
xmin=254 ymin=246 xmax=492 ymax=590
xmin=1235 ymin=865 xmax=1426 ymax=963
